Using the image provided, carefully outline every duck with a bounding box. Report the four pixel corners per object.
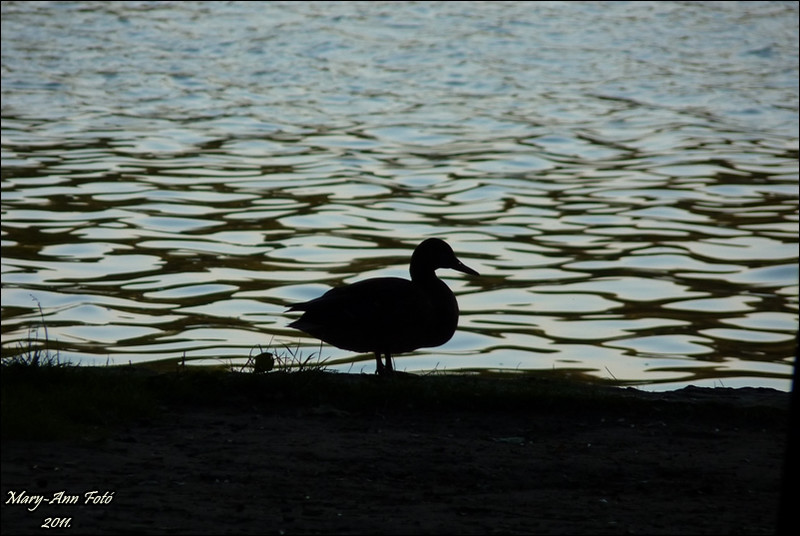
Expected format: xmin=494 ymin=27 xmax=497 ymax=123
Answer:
xmin=287 ymin=238 xmax=478 ymax=374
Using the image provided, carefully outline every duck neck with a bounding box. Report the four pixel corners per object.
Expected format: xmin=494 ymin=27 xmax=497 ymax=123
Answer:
xmin=410 ymin=264 xmax=439 ymax=286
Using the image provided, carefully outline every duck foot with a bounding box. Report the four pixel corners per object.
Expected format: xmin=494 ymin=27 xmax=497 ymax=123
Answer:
xmin=375 ymin=353 xmax=394 ymax=375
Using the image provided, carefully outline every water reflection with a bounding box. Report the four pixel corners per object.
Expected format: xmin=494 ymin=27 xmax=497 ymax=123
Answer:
xmin=1 ymin=1 xmax=797 ymax=391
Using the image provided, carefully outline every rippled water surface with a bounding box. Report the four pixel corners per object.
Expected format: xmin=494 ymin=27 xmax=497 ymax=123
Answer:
xmin=2 ymin=1 xmax=798 ymax=390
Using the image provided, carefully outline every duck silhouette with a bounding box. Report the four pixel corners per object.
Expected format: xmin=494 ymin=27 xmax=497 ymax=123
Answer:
xmin=288 ymin=238 xmax=479 ymax=374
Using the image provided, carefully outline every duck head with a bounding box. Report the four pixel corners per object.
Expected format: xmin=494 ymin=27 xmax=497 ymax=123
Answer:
xmin=410 ymin=238 xmax=479 ymax=280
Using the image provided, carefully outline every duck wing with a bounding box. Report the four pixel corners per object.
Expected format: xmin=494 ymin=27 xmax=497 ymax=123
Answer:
xmin=288 ymin=277 xmax=452 ymax=354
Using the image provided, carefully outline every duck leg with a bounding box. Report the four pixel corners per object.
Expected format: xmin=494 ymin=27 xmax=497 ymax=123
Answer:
xmin=374 ymin=353 xmax=394 ymax=375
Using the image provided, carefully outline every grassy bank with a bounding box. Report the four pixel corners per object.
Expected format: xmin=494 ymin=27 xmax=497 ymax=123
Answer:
xmin=2 ymin=355 xmax=789 ymax=441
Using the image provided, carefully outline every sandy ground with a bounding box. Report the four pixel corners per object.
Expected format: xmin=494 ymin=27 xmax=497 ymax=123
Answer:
xmin=1 ymin=384 xmax=791 ymax=535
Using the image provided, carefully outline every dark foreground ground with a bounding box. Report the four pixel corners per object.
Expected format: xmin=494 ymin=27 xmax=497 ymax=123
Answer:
xmin=0 ymin=368 xmax=793 ymax=535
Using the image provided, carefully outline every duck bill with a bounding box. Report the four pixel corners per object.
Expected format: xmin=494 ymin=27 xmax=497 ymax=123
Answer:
xmin=452 ymin=260 xmax=479 ymax=276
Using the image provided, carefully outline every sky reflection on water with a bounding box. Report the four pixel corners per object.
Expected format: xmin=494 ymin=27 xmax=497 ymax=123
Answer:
xmin=2 ymin=1 xmax=798 ymax=391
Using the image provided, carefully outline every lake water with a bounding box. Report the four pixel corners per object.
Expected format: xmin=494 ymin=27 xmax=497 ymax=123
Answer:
xmin=2 ymin=1 xmax=798 ymax=391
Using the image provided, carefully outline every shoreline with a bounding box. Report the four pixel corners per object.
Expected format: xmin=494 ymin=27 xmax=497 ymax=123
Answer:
xmin=1 ymin=367 xmax=792 ymax=534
